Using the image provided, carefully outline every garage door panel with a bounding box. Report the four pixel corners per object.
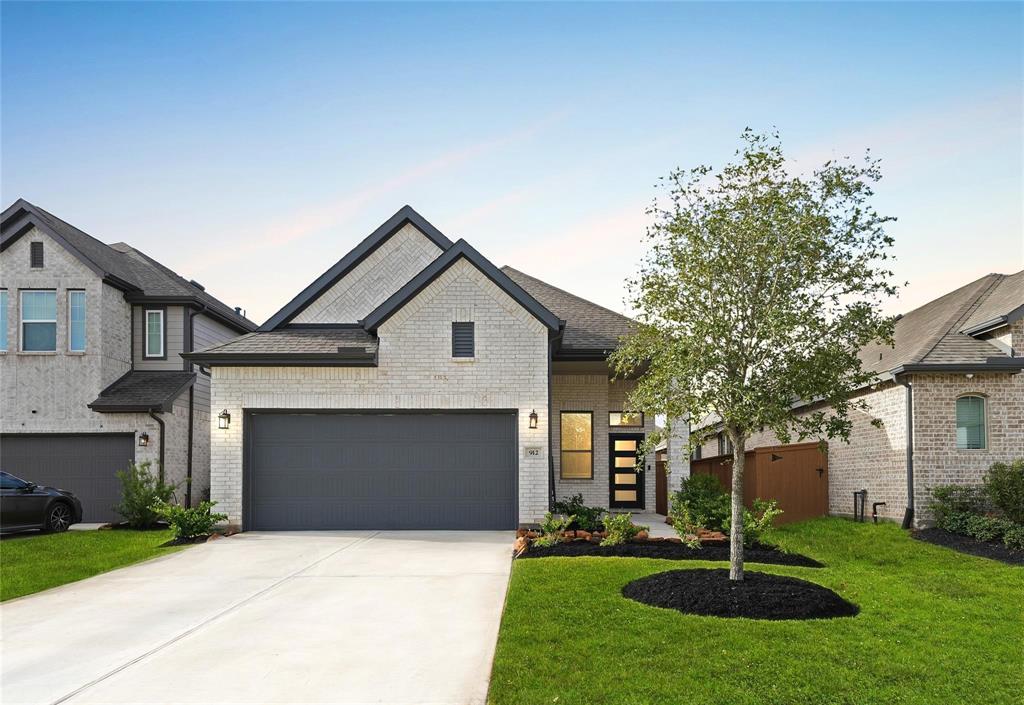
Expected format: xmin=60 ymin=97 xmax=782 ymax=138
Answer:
xmin=0 ymin=434 xmax=134 ymax=523
xmin=248 ymin=412 xmax=517 ymax=530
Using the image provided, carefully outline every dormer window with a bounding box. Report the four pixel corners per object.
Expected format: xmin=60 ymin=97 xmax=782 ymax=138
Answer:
xmin=30 ymin=241 xmax=44 ymax=268
xmin=452 ymin=322 xmax=474 ymax=358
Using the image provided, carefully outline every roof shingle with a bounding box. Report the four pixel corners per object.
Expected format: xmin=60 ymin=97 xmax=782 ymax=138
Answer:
xmin=88 ymin=371 xmax=196 ymax=412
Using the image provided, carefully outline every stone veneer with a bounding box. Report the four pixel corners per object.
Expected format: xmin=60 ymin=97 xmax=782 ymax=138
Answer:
xmin=210 ymin=258 xmax=550 ymax=527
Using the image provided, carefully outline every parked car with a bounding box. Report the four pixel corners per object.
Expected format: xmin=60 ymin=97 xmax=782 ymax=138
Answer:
xmin=0 ymin=471 xmax=83 ymax=534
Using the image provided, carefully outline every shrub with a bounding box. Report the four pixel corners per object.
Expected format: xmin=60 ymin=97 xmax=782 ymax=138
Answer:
xmin=600 ymin=512 xmax=648 ymax=546
xmin=670 ymin=473 xmax=730 ymax=531
xmin=965 ymin=514 xmax=1004 ymax=543
xmin=937 ymin=510 xmax=975 ymax=536
xmin=723 ymin=499 xmax=784 ymax=547
xmin=928 ymin=484 xmax=988 ymax=524
xmin=152 ymin=500 xmax=228 ymax=540
xmin=1002 ymin=524 xmax=1024 ymax=551
xmin=533 ymin=512 xmax=573 ymax=548
xmin=552 ymin=493 xmax=606 ymax=531
xmin=115 ymin=461 xmax=176 ymax=528
xmin=668 ymin=503 xmax=704 ymax=549
xmin=984 ymin=459 xmax=1024 ymax=524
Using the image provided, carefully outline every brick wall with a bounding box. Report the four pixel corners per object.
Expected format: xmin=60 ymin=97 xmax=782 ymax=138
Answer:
xmin=210 ymin=257 xmax=550 ymax=527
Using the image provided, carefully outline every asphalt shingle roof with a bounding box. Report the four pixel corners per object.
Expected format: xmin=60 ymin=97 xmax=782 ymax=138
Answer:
xmin=193 ymin=328 xmax=378 ymax=355
xmin=960 ymin=270 xmax=1024 ymax=333
xmin=501 ymin=266 xmax=636 ymax=352
xmin=89 ymin=371 xmax=196 ymax=412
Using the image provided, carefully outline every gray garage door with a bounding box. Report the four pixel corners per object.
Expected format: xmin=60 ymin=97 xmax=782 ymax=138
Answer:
xmin=247 ymin=412 xmax=517 ymax=530
xmin=0 ymin=434 xmax=135 ymax=522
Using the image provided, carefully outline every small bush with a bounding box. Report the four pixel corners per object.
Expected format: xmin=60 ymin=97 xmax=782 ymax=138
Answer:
xmin=601 ymin=512 xmax=648 ymax=547
xmin=984 ymin=459 xmax=1024 ymax=524
xmin=115 ymin=461 xmax=176 ymax=528
xmin=1002 ymin=524 xmax=1024 ymax=551
xmin=152 ymin=500 xmax=228 ymax=540
xmin=928 ymin=484 xmax=988 ymax=524
xmin=670 ymin=474 xmax=730 ymax=531
xmin=723 ymin=499 xmax=784 ymax=547
xmin=938 ymin=510 xmax=974 ymax=536
xmin=965 ymin=514 xmax=1004 ymax=543
xmin=552 ymin=493 xmax=606 ymax=532
xmin=533 ymin=512 xmax=573 ymax=548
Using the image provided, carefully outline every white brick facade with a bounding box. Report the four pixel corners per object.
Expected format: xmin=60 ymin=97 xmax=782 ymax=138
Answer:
xmin=210 ymin=258 xmax=551 ymax=526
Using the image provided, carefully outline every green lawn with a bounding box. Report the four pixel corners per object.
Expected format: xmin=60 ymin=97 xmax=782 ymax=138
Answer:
xmin=489 ymin=518 xmax=1023 ymax=705
xmin=1 ymin=528 xmax=186 ymax=601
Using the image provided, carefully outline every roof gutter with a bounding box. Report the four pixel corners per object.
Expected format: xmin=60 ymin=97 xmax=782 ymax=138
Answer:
xmin=888 ymin=359 xmax=1024 ymax=375
xmin=181 ymin=350 xmax=378 ymax=367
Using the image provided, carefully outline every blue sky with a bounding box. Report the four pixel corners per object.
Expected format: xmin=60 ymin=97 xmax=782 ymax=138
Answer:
xmin=2 ymin=2 xmax=1021 ymax=324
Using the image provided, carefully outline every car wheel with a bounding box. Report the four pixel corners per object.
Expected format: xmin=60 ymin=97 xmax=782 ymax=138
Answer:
xmin=45 ymin=503 xmax=73 ymax=533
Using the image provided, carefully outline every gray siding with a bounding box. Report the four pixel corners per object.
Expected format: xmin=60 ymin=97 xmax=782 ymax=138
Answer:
xmin=190 ymin=313 xmax=239 ymax=410
xmin=133 ymin=305 xmax=185 ymax=370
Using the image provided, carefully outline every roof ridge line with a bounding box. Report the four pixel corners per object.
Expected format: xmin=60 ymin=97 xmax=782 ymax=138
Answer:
xmin=912 ymin=274 xmax=1003 ymax=365
xmin=957 ymin=273 xmax=1010 ymax=334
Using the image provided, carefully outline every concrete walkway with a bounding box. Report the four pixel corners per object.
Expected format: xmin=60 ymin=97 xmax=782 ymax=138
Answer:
xmin=1 ymin=531 xmax=513 ymax=705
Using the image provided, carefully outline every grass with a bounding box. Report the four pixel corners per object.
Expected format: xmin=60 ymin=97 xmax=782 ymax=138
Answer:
xmin=0 ymin=528 xmax=186 ymax=601
xmin=489 ymin=518 xmax=1024 ymax=705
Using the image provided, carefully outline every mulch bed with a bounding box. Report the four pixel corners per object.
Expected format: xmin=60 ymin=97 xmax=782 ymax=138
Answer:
xmin=519 ymin=541 xmax=823 ymax=567
xmin=622 ymin=568 xmax=859 ymax=620
xmin=159 ymin=534 xmax=215 ymax=547
xmin=912 ymin=528 xmax=1024 ymax=566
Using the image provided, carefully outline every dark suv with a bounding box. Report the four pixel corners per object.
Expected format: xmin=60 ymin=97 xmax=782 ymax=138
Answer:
xmin=0 ymin=471 xmax=83 ymax=534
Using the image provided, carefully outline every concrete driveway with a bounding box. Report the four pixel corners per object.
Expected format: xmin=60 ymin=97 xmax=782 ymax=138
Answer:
xmin=1 ymin=531 xmax=513 ymax=705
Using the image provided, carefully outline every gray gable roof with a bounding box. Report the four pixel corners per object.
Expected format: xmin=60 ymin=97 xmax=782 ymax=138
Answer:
xmin=502 ymin=266 xmax=636 ymax=354
xmin=184 ymin=328 xmax=378 ymax=366
xmin=1 ymin=199 xmax=255 ymax=333
xmin=960 ymin=269 xmax=1024 ymax=335
xmin=88 ymin=371 xmax=196 ymax=413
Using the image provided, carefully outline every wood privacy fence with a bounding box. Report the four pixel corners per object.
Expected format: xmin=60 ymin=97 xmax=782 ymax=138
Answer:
xmin=689 ymin=442 xmax=828 ymax=525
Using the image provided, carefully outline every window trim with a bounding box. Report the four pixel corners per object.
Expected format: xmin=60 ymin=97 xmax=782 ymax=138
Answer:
xmin=451 ymin=321 xmax=475 ymax=359
xmin=609 ymin=411 xmax=645 ymax=428
xmin=20 ymin=289 xmax=58 ymax=352
xmin=955 ymin=394 xmax=988 ymax=450
xmin=30 ymin=241 xmax=44 ymax=268
xmin=0 ymin=289 xmax=8 ymax=352
xmin=67 ymin=290 xmax=86 ymax=353
xmin=559 ymin=410 xmax=594 ymax=480
xmin=717 ymin=432 xmax=734 ymax=456
xmin=144 ymin=307 xmax=167 ymax=359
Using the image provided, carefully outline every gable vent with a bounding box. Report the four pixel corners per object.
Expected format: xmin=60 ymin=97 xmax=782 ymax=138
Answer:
xmin=452 ymin=322 xmax=475 ymax=358
xmin=30 ymin=241 xmax=44 ymax=268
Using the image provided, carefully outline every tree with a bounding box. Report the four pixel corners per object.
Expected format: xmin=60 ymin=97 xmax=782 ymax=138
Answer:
xmin=611 ymin=129 xmax=898 ymax=581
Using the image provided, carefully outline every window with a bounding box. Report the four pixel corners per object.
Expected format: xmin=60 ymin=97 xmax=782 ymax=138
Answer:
xmin=956 ymin=396 xmax=986 ymax=450
xmin=717 ymin=432 xmax=734 ymax=456
xmin=30 ymin=241 xmax=44 ymax=268
xmin=0 ymin=290 xmax=7 ymax=351
xmin=68 ymin=291 xmax=86 ymax=352
xmin=452 ymin=322 xmax=474 ymax=358
xmin=609 ymin=411 xmax=644 ymax=428
xmin=1 ymin=471 xmax=27 ymax=490
xmin=21 ymin=290 xmax=57 ymax=351
xmin=560 ymin=411 xmax=593 ymax=479
xmin=692 ymin=445 xmax=702 ymax=461
xmin=145 ymin=309 xmax=165 ymax=358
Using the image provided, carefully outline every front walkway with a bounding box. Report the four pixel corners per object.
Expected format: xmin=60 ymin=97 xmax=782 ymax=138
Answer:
xmin=629 ymin=511 xmax=675 ymax=538
xmin=1 ymin=531 xmax=513 ymax=705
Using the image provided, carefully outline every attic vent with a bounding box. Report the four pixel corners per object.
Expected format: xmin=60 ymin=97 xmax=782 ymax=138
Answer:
xmin=189 ymin=279 xmax=205 ymax=291
xmin=452 ymin=322 xmax=475 ymax=358
xmin=30 ymin=241 xmax=44 ymax=268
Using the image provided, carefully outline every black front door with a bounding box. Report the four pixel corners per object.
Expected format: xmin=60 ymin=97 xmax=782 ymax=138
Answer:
xmin=609 ymin=433 xmax=645 ymax=509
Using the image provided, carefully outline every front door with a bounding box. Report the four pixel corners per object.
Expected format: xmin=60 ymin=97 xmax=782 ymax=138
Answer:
xmin=609 ymin=433 xmax=645 ymax=509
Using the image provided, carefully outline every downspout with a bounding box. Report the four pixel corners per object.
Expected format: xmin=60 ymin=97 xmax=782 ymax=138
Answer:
xmin=547 ymin=337 xmax=555 ymax=511
xmin=898 ymin=377 xmax=915 ymax=529
xmin=184 ymin=305 xmax=208 ymax=508
xmin=149 ymin=410 xmax=166 ymax=483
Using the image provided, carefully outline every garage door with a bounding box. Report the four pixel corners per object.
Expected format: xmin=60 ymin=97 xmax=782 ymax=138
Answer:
xmin=0 ymin=434 xmax=134 ymax=522
xmin=247 ymin=412 xmax=517 ymax=530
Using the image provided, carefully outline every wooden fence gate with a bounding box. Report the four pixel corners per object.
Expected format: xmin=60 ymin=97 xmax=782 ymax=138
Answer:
xmin=689 ymin=442 xmax=828 ymax=525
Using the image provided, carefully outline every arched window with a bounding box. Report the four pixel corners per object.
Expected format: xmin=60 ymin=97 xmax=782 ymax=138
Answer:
xmin=955 ymin=396 xmax=986 ymax=449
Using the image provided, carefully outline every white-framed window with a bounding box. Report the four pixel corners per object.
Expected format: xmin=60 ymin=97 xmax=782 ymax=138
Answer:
xmin=718 ymin=432 xmax=734 ymax=456
xmin=68 ymin=291 xmax=86 ymax=352
xmin=0 ymin=289 xmax=8 ymax=351
xmin=955 ymin=395 xmax=986 ymax=450
xmin=145 ymin=309 xmax=165 ymax=358
xmin=21 ymin=290 xmax=57 ymax=352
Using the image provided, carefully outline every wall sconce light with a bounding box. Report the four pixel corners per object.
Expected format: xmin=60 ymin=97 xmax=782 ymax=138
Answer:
xmin=529 ymin=410 xmax=538 ymax=429
xmin=218 ymin=409 xmax=231 ymax=430
xmin=138 ymin=432 xmax=149 ymax=447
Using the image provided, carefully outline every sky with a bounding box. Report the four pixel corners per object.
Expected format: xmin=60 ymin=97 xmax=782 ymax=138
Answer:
xmin=2 ymin=2 xmax=1021 ymax=325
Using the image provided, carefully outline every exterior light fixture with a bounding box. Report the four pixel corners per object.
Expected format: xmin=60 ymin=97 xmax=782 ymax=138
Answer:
xmin=218 ymin=409 xmax=231 ymax=430
xmin=529 ymin=410 xmax=538 ymax=429
xmin=138 ymin=432 xmax=149 ymax=447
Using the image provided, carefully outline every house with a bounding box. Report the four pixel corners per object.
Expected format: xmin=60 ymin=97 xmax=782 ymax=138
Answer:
xmin=0 ymin=200 xmax=256 ymax=521
xmin=694 ymin=270 xmax=1024 ymax=526
xmin=185 ymin=206 xmax=676 ymax=530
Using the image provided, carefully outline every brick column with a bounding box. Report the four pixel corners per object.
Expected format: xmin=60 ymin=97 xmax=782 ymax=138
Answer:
xmin=665 ymin=417 xmax=690 ymax=490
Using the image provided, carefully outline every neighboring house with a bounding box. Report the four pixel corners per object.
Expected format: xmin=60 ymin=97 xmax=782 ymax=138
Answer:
xmin=694 ymin=270 xmax=1024 ymax=526
xmin=0 ymin=200 xmax=255 ymax=521
xmin=186 ymin=206 xmax=667 ymax=531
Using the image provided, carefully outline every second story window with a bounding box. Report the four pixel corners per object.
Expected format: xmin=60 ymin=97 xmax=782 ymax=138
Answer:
xmin=718 ymin=432 xmax=734 ymax=456
xmin=0 ymin=290 xmax=7 ymax=351
xmin=145 ymin=309 xmax=165 ymax=358
xmin=68 ymin=291 xmax=86 ymax=352
xmin=21 ymin=290 xmax=57 ymax=352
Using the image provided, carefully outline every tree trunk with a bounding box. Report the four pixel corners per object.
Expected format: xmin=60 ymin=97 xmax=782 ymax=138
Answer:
xmin=729 ymin=433 xmax=746 ymax=581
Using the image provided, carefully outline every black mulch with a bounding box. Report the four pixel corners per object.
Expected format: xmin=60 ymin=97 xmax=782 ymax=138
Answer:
xmin=912 ymin=528 xmax=1024 ymax=566
xmin=159 ymin=535 xmax=211 ymax=547
xmin=520 ymin=541 xmax=823 ymax=567
xmin=622 ymin=568 xmax=859 ymax=620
